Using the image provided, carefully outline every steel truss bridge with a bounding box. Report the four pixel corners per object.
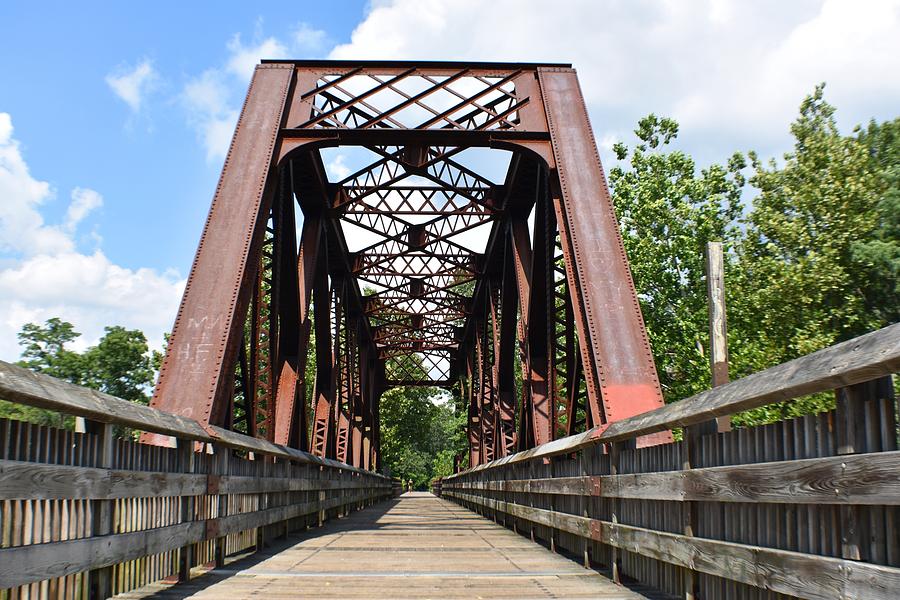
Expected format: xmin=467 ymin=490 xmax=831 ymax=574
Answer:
xmin=0 ymin=61 xmax=897 ymax=600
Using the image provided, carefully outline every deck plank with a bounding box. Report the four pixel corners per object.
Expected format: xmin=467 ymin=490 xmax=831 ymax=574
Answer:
xmin=117 ymin=492 xmax=649 ymax=599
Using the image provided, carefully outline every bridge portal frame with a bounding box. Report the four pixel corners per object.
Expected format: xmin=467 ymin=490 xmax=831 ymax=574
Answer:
xmin=145 ymin=60 xmax=669 ymax=466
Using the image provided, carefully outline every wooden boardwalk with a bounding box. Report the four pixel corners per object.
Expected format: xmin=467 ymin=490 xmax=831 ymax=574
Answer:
xmin=117 ymin=493 xmax=647 ymax=599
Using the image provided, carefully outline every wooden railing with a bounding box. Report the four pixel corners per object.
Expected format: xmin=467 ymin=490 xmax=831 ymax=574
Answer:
xmin=0 ymin=361 xmax=392 ymax=599
xmin=443 ymin=323 xmax=900 ymax=600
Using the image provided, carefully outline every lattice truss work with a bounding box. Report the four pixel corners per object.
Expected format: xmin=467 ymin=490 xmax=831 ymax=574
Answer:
xmin=146 ymin=61 xmax=671 ymax=468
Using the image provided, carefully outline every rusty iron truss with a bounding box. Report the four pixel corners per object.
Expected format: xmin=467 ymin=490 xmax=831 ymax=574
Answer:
xmin=144 ymin=60 xmax=671 ymax=468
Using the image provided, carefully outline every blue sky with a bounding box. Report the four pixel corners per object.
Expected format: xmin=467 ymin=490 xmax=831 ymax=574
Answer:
xmin=1 ymin=0 xmax=899 ymax=360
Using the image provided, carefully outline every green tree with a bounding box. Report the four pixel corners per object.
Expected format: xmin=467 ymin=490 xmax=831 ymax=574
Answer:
xmin=727 ymin=86 xmax=898 ymax=424
xmin=1 ymin=318 xmax=86 ymax=426
xmin=378 ymin=385 xmax=466 ymax=489
xmin=82 ymin=326 xmax=155 ymax=404
xmin=17 ymin=317 xmax=86 ymax=383
xmin=609 ymin=114 xmax=746 ymax=402
xmin=852 ymin=117 xmax=900 ymax=326
xmin=733 ymin=86 xmax=891 ymax=363
xmin=1 ymin=319 xmax=156 ymax=427
xmin=737 ymin=85 xmax=885 ymax=358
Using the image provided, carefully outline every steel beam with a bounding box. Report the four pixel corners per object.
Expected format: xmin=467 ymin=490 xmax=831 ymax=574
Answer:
xmin=538 ymin=67 xmax=669 ymax=445
xmin=145 ymin=65 xmax=294 ymax=443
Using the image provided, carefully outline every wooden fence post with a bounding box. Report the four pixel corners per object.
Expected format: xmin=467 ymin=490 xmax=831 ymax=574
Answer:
xmin=87 ymin=421 xmax=114 ymax=600
xmin=609 ymin=440 xmax=634 ymax=585
xmin=177 ymin=439 xmax=195 ymax=582
xmin=680 ymin=427 xmax=701 ymax=599
xmin=214 ymin=444 xmax=229 ymax=568
xmin=706 ymin=241 xmax=731 ymax=433
xmin=835 ymin=377 xmax=895 ymax=561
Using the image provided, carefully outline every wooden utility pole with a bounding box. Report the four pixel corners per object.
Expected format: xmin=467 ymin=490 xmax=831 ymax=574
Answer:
xmin=706 ymin=241 xmax=731 ymax=432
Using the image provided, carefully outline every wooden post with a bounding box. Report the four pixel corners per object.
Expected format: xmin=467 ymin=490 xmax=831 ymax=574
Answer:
xmin=706 ymin=242 xmax=732 ymax=433
xmin=214 ymin=444 xmax=229 ymax=568
xmin=256 ymin=455 xmax=268 ymax=550
xmin=87 ymin=421 xmax=114 ymax=600
xmin=680 ymin=428 xmax=701 ymax=600
xmin=177 ymin=439 xmax=195 ymax=582
xmin=318 ymin=466 xmax=326 ymax=527
xmin=609 ymin=440 xmax=633 ymax=585
xmin=674 ymin=241 xmax=733 ymax=597
xmin=836 ymin=381 xmax=873 ymax=560
xmin=579 ymin=450 xmax=591 ymax=569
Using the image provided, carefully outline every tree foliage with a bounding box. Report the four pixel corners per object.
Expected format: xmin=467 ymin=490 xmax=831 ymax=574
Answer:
xmin=378 ymin=386 xmax=466 ymax=489
xmin=610 ymin=85 xmax=898 ymax=426
xmin=610 ymin=115 xmax=746 ymax=401
xmin=1 ymin=319 xmax=156 ymax=427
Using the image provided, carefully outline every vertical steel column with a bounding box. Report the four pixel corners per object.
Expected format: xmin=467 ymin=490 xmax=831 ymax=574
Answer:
xmin=465 ymin=348 xmax=481 ymax=466
xmin=271 ymin=164 xmax=302 ymax=445
xmin=538 ymin=67 xmax=668 ymax=443
xmin=311 ymin=266 xmax=336 ymax=459
xmin=525 ymin=175 xmax=556 ymax=448
xmin=146 ymin=65 xmax=295 ymax=440
xmin=495 ymin=256 xmax=517 ymax=456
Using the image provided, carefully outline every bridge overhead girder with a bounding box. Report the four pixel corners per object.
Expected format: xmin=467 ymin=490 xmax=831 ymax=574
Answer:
xmin=143 ymin=60 xmax=670 ymax=467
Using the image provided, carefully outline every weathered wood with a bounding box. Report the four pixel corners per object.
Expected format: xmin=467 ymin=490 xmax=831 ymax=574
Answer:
xmin=118 ymin=494 xmax=644 ymax=600
xmin=443 ymin=490 xmax=595 ymax=540
xmin=86 ymin=420 xmax=114 ymax=599
xmin=706 ymin=241 xmax=731 ymax=433
xmin=598 ymin=324 xmax=900 ymax=445
xmin=447 ymin=488 xmax=900 ymax=600
xmin=449 ymin=324 xmax=900 ymax=473
xmin=0 ymin=488 xmax=389 ymax=588
xmin=605 ymin=451 xmax=900 ymax=504
xmin=0 ymin=459 xmax=389 ymax=501
xmin=0 ymin=459 xmax=206 ymax=500
xmin=603 ymin=521 xmax=900 ymax=600
xmin=0 ymin=360 xmax=388 ymax=478
xmin=0 ymin=361 xmax=209 ymax=441
xmin=0 ymin=360 xmax=392 ymax=596
xmin=443 ymin=476 xmax=596 ymax=495
xmin=445 ymin=450 xmax=900 ymax=504
xmin=0 ymin=522 xmax=206 ymax=588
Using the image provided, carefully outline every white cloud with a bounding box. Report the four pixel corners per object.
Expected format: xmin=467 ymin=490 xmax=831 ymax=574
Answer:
xmin=183 ymin=35 xmax=288 ymax=163
xmin=0 ymin=252 xmax=184 ymax=357
xmin=105 ymin=59 xmax=157 ymax=112
xmin=0 ymin=112 xmax=71 ymax=256
xmin=225 ymin=34 xmax=289 ymax=79
xmin=182 ymin=70 xmax=240 ymax=163
xmin=293 ymin=22 xmax=328 ymax=53
xmin=326 ymin=153 xmax=352 ymax=180
xmin=0 ymin=113 xmax=184 ymax=360
xmin=329 ymin=0 xmax=900 ymax=164
xmin=65 ymin=187 xmax=102 ymax=232
xmin=182 ymin=22 xmax=330 ymax=162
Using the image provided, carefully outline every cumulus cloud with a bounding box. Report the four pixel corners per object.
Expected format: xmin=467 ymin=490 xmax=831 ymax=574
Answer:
xmin=329 ymin=0 xmax=900 ymax=163
xmin=0 ymin=113 xmax=184 ymax=360
xmin=225 ymin=34 xmax=289 ymax=79
xmin=293 ymin=22 xmax=328 ymax=53
xmin=64 ymin=187 xmax=103 ymax=232
xmin=182 ymin=22 xmax=328 ymax=162
xmin=105 ymin=59 xmax=158 ymax=112
xmin=0 ymin=112 xmax=72 ymax=256
xmin=182 ymin=69 xmax=240 ymax=163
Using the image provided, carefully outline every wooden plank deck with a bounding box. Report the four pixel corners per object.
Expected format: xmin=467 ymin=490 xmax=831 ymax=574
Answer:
xmin=116 ymin=492 xmax=650 ymax=599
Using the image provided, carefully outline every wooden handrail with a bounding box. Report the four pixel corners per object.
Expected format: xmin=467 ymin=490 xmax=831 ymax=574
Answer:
xmin=447 ymin=323 xmax=900 ymax=477
xmin=0 ymin=360 xmax=386 ymax=479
